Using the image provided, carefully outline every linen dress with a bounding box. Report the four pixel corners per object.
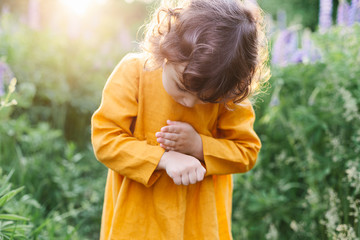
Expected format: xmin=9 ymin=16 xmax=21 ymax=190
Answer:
xmin=91 ymin=53 xmax=261 ymax=240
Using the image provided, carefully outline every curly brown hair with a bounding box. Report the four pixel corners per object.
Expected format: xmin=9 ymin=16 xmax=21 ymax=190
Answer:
xmin=141 ymin=0 xmax=270 ymax=104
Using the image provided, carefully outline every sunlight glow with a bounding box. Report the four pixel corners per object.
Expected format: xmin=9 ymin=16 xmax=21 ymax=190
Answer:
xmin=59 ymin=0 xmax=107 ymax=16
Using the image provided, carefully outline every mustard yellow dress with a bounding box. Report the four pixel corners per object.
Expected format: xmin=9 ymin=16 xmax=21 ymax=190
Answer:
xmin=91 ymin=53 xmax=261 ymax=240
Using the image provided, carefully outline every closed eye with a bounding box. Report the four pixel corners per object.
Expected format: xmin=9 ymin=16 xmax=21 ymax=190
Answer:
xmin=175 ymin=82 xmax=187 ymax=92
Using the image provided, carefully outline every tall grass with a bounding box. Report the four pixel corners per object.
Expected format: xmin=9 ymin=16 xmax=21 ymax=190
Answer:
xmin=232 ymin=25 xmax=360 ymax=240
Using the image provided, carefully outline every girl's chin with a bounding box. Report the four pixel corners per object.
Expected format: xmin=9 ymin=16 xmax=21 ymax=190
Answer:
xmin=175 ymin=99 xmax=189 ymax=107
xmin=180 ymin=102 xmax=194 ymax=108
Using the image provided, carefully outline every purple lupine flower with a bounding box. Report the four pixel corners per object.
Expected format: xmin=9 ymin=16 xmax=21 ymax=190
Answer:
xmin=348 ymin=0 xmax=359 ymax=25
xmin=0 ymin=67 xmax=4 ymax=97
xmin=301 ymin=31 xmax=313 ymax=63
xmin=319 ymin=0 xmax=333 ymax=31
xmin=270 ymin=95 xmax=280 ymax=107
xmin=271 ymin=30 xmax=287 ymax=66
xmin=300 ymin=30 xmax=322 ymax=63
xmin=357 ymin=0 xmax=360 ymax=22
xmin=337 ymin=0 xmax=350 ymax=25
xmin=357 ymin=5 xmax=360 ymax=22
xmin=272 ymin=29 xmax=298 ymax=66
xmin=0 ymin=62 xmax=15 ymax=96
xmin=290 ymin=50 xmax=304 ymax=63
xmin=301 ymin=30 xmax=312 ymax=53
xmin=286 ymin=31 xmax=298 ymax=59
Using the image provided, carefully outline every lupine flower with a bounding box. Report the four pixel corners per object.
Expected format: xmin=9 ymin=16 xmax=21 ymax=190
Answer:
xmin=301 ymin=30 xmax=312 ymax=60
xmin=0 ymin=70 xmax=4 ymax=97
xmin=0 ymin=62 xmax=15 ymax=96
xmin=337 ymin=0 xmax=350 ymax=25
xmin=272 ymin=30 xmax=298 ymax=66
xmin=319 ymin=0 xmax=333 ymax=31
xmin=349 ymin=0 xmax=359 ymax=25
xmin=301 ymin=30 xmax=321 ymax=63
xmin=271 ymin=31 xmax=285 ymax=65
xmin=0 ymin=62 xmax=11 ymax=96
xmin=290 ymin=50 xmax=304 ymax=63
xmin=270 ymin=95 xmax=280 ymax=107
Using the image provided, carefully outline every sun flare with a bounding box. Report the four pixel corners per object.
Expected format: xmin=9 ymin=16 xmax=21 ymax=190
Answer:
xmin=59 ymin=0 xmax=107 ymax=16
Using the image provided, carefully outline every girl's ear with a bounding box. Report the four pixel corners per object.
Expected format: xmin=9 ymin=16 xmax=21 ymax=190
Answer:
xmin=163 ymin=58 xmax=168 ymax=64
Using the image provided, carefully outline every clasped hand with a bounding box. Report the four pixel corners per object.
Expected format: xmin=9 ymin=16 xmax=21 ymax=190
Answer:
xmin=157 ymin=151 xmax=206 ymax=185
xmin=156 ymin=120 xmax=203 ymax=160
xmin=155 ymin=120 xmax=206 ymax=185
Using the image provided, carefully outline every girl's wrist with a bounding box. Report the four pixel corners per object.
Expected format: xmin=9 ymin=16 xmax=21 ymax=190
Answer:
xmin=157 ymin=151 xmax=169 ymax=170
xmin=192 ymin=134 xmax=204 ymax=161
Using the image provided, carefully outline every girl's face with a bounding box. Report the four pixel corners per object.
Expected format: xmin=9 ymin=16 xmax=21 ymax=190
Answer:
xmin=162 ymin=62 xmax=205 ymax=108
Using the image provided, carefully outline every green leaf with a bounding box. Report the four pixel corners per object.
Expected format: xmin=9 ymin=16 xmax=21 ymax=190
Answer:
xmin=0 ymin=186 xmax=24 ymax=208
xmin=4 ymin=169 xmax=15 ymax=183
xmin=0 ymin=214 xmax=29 ymax=221
xmin=0 ymin=185 xmax=11 ymax=198
xmin=1 ymin=224 xmax=32 ymax=232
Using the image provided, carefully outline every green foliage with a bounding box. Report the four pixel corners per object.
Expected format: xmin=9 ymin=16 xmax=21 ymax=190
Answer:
xmin=0 ymin=78 xmax=17 ymax=112
xmin=0 ymin=169 xmax=31 ymax=240
xmin=0 ymin=41 xmax=107 ymax=238
xmin=1 ymin=2 xmax=359 ymax=239
xmin=258 ymin=0 xmax=320 ymax=30
xmin=0 ymin=116 xmax=107 ymax=239
xmin=0 ymin=167 xmax=89 ymax=240
xmin=232 ymin=25 xmax=360 ymax=239
xmin=0 ymin=12 xmax=126 ymax=145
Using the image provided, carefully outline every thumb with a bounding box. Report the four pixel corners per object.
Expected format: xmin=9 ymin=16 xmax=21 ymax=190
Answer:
xmin=167 ymin=120 xmax=182 ymax=125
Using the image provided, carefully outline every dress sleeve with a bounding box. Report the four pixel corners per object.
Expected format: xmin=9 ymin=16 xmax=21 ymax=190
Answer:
xmin=200 ymin=99 xmax=261 ymax=176
xmin=91 ymin=54 xmax=165 ymax=187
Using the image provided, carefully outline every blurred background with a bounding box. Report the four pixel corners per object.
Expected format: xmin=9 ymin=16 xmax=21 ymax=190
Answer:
xmin=0 ymin=0 xmax=359 ymax=239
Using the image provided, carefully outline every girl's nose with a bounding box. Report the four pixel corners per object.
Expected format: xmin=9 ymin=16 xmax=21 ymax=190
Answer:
xmin=183 ymin=97 xmax=203 ymax=108
xmin=183 ymin=99 xmax=196 ymax=108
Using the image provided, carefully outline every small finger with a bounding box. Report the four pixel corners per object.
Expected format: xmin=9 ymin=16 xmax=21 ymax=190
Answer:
xmin=164 ymin=139 xmax=175 ymax=147
xmin=159 ymin=143 xmax=166 ymax=149
xmin=196 ymin=167 xmax=205 ymax=182
xmin=167 ymin=120 xmax=181 ymax=125
xmin=163 ymin=132 xmax=178 ymax=141
xmin=155 ymin=132 xmax=163 ymax=138
xmin=161 ymin=125 xmax=177 ymax=133
xmin=167 ymin=170 xmax=178 ymax=179
xmin=188 ymin=170 xmax=197 ymax=184
xmin=160 ymin=126 xmax=169 ymax=133
xmin=181 ymin=174 xmax=190 ymax=186
xmin=173 ymin=176 xmax=182 ymax=185
xmin=158 ymin=138 xmax=172 ymax=148
xmin=160 ymin=143 xmax=173 ymax=150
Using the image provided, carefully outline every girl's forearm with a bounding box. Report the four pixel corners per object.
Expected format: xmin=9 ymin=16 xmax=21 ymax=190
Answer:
xmin=191 ymin=134 xmax=204 ymax=161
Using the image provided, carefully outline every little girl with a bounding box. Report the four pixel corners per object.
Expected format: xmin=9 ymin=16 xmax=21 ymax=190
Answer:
xmin=91 ymin=0 xmax=269 ymax=239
